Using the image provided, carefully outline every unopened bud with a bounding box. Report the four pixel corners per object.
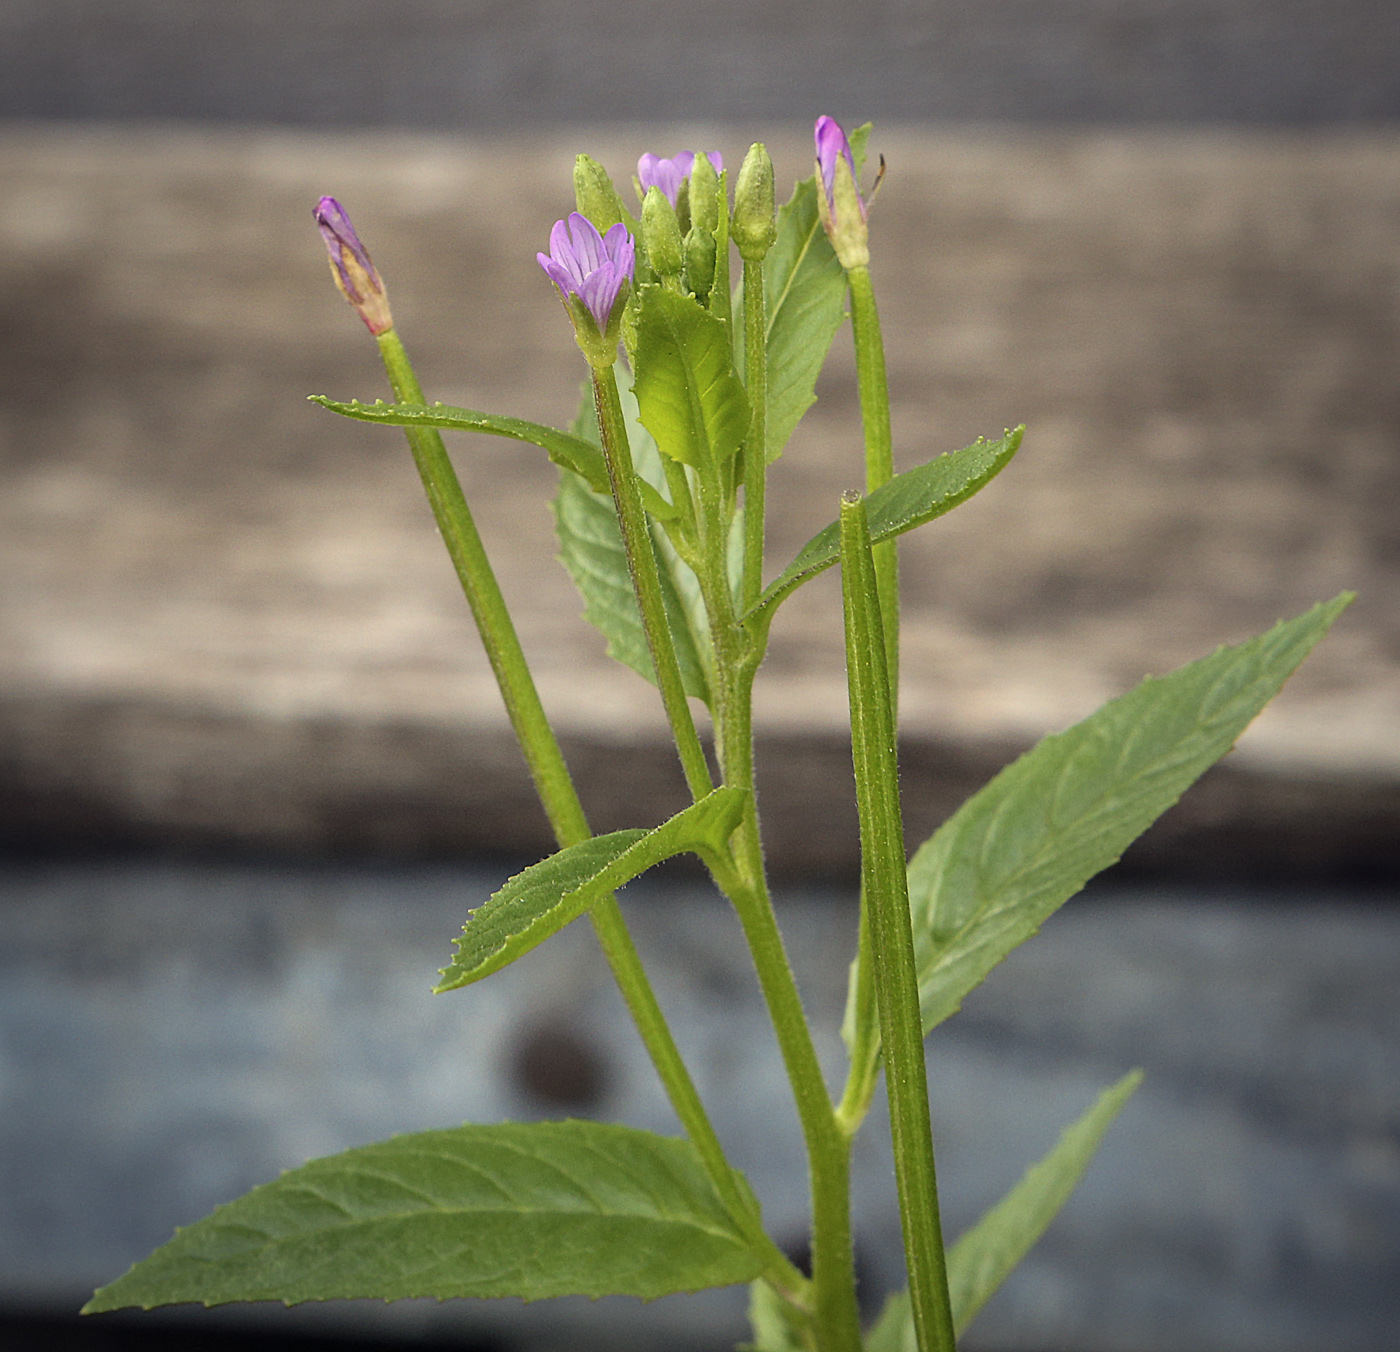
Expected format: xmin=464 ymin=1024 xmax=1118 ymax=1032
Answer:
xmin=687 ymin=150 xmax=720 ymax=234
xmin=732 ymin=142 xmax=776 ymax=261
xmin=314 ymin=197 xmax=393 ymax=336
xmin=573 ymin=155 xmax=627 ymax=232
xmin=684 ymin=223 xmax=716 ymax=304
xmin=814 ymin=116 xmax=870 ymax=270
xmin=642 ymin=186 xmax=684 ymax=280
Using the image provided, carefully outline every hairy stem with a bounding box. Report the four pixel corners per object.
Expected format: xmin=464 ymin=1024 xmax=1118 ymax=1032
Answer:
xmin=693 ymin=543 xmax=861 ymax=1352
xmin=376 ymin=331 xmax=801 ymax=1292
xmin=841 ymin=495 xmax=955 ymax=1352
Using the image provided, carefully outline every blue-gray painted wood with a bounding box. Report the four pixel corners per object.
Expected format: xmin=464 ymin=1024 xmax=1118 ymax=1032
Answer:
xmin=1 ymin=860 xmax=1396 ymax=1349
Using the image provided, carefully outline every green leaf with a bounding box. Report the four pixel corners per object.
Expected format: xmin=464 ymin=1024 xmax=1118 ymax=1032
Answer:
xmin=744 ymin=1278 xmax=810 ymax=1351
xmin=310 ymin=395 xmax=615 ymax=497
xmin=865 ymin=1290 xmax=915 ymax=1352
xmin=436 ymin=787 xmax=745 ymax=992
xmin=910 ymin=596 xmax=1352 ymax=1034
xmin=866 ymin=1071 xmax=1141 ymax=1351
xmin=948 ymin=1070 xmax=1143 ymax=1332
xmin=632 ymin=284 xmax=749 ymax=474
xmin=83 ymin=1120 xmax=764 ymax=1311
xmin=553 ymin=467 xmax=711 ymax=702
xmin=733 ymin=177 xmax=848 ymax=464
xmin=745 ymin=430 xmax=1023 ymax=626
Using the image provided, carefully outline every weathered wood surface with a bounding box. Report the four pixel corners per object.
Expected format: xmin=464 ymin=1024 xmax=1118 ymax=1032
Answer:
xmin=2 ymin=126 xmax=1397 ymax=875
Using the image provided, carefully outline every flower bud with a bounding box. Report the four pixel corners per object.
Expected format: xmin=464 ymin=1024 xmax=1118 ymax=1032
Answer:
xmin=313 ymin=197 xmax=393 ymax=336
xmin=814 ymin=116 xmax=870 ymax=270
xmin=731 ymin=142 xmax=776 ymax=261
xmin=573 ymin=155 xmax=627 ymax=232
xmin=687 ymin=150 xmax=721 ymax=235
xmin=641 ymin=186 xmax=684 ymax=281
xmin=684 ymin=223 xmax=716 ymax=305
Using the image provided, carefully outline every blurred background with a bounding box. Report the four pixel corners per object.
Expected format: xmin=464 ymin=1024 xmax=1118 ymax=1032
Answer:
xmin=2 ymin=3 xmax=1398 ymax=1350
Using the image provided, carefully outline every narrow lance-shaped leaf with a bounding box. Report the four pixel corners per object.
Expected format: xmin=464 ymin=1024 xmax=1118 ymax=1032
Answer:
xmin=436 ymin=787 xmax=746 ymax=991
xmin=84 ymin=1120 xmax=764 ymax=1311
xmin=632 ymin=284 xmax=749 ymax=476
xmin=745 ymin=429 xmax=1023 ymax=627
xmin=910 ymin=596 xmax=1352 ymax=1034
xmin=867 ymin=1071 xmax=1143 ymax=1352
xmin=315 ymin=394 xmax=678 ymax=521
xmin=947 ymin=1070 xmax=1143 ymax=1332
xmin=313 ymin=396 xmax=607 ymax=496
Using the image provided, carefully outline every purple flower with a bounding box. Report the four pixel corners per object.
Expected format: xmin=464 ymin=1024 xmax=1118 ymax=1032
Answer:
xmin=637 ymin=151 xmax=724 ymax=207
xmin=537 ymin=211 xmax=636 ymax=332
xmin=814 ymin=117 xmax=865 ymax=222
xmin=313 ymin=196 xmax=393 ymax=335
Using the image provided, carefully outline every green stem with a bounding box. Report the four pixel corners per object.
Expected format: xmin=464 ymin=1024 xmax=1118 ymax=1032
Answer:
xmin=840 ymin=495 xmax=955 ymax=1352
xmin=375 ymin=331 xmax=801 ymax=1294
xmin=847 ymin=264 xmax=898 ymax=705
xmin=693 ymin=554 xmax=861 ymax=1352
xmin=710 ymin=841 xmax=863 ymax=1352
xmin=741 ymin=252 xmax=768 ymax=614
xmin=591 ymin=363 xmax=715 ymax=804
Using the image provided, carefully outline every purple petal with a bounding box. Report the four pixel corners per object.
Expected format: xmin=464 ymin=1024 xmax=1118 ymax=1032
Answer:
xmin=637 ymin=153 xmax=664 ymax=193
xmin=314 ymin=195 xmax=378 ymax=278
xmin=638 ymin=153 xmax=686 ymax=206
xmin=314 ymin=196 xmax=359 ymax=251
xmin=579 ymin=263 xmax=624 ymax=330
xmin=814 ymin=116 xmax=853 ymax=203
xmin=566 ymin=212 xmax=607 ymax=275
xmin=705 ymin=152 xmax=723 ymax=176
xmin=673 ymin=152 xmax=696 ymax=179
xmin=602 ymin=221 xmax=634 ymax=273
xmin=538 ymin=253 xmax=576 ymax=294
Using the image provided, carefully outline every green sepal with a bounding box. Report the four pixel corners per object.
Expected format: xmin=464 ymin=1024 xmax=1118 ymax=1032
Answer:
xmin=632 ymin=284 xmax=749 ymax=476
xmin=868 ymin=1071 xmax=1143 ymax=1350
xmin=909 ymin=596 xmax=1353 ymax=1035
xmin=84 ymin=1120 xmax=764 ymax=1311
xmin=745 ymin=429 xmax=1023 ymax=626
xmin=436 ymin=787 xmax=745 ymax=992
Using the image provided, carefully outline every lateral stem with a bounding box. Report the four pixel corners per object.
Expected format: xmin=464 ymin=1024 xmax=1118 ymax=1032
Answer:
xmin=591 ymin=363 xmax=715 ymax=804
